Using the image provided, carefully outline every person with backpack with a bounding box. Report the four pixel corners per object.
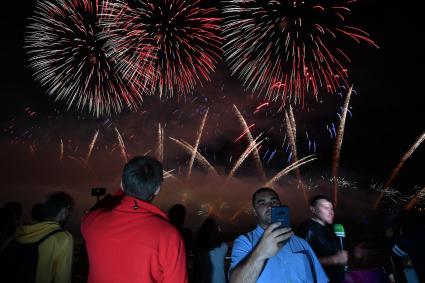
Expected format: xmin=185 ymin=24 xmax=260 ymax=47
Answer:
xmin=0 ymin=191 xmax=74 ymax=283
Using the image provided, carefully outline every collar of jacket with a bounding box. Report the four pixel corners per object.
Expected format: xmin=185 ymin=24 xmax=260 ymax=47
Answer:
xmin=114 ymin=192 xmax=168 ymax=220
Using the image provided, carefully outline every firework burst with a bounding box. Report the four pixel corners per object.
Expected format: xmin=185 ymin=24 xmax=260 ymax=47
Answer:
xmin=405 ymin=186 xmax=425 ymax=210
xmin=100 ymin=0 xmax=222 ymax=97
xmin=223 ymin=0 xmax=378 ymax=105
xmin=25 ymin=0 xmax=148 ymax=117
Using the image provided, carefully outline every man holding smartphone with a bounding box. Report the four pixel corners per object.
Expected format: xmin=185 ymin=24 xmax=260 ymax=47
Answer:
xmin=229 ymin=187 xmax=328 ymax=283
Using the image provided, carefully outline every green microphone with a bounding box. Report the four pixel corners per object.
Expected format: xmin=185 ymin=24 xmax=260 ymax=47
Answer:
xmin=333 ymin=224 xmax=346 ymax=238
xmin=333 ymin=224 xmax=348 ymax=271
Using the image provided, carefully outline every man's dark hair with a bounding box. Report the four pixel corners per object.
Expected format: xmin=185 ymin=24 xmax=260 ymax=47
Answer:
xmin=41 ymin=192 xmax=74 ymax=220
xmin=122 ymin=156 xmax=163 ymax=201
xmin=310 ymin=195 xmax=333 ymax=207
xmin=252 ymin=187 xmax=279 ymax=206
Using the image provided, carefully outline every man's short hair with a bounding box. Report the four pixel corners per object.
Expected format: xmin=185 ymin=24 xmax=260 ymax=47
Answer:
xmin=252 ymin=187 xmax=279 ymax=206
xmin=122 ymin=156 xmax=163 ymax=200
xmin=41 ymin=192 xmax=74 ymax=220
xmin=310 ymin=195 xmax=333 ymax=207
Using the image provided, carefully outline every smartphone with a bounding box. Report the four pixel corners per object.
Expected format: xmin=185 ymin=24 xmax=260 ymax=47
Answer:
xmin=271 ymin=205 xmax=290 ymax=228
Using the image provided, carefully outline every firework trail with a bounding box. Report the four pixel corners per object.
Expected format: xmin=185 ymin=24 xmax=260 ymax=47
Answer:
xmin=222 ymin=0 xmax=378 ymax=104
xmin=100 ymin=0 xmax=222 ymax=97
xmin=233 ymin=105 xmax=266 ymax=182
xmin=224 ymin=134 xmax=265 ymax=187
xmin=114 ymin=127 xmax=128 ymax=162
xmin=67 ymin=156 xmax=87 ymax=168
xmin=25 ymin=0 xmax=147 ymax=117
xmin=169 ymin=137 xmax=218 ymax=176
xmin=188 ymin=109 xmax=209 ymax=179
xmin=405 ymin=185 xmax=425 ymax=210
xmin=265 ymin=155 xmax=317 ymax=187
xmin=288 ymin=105 xmax=297 ymax=141
xmin=163 ymin=169 xmax=176 ymax=179
xmin=284 ymin=107 xmax=309 ymax=206
xmin=254 ymin=102 xmax=269 ymax=114
xmin=285 ymin=107 xmax=300 ymax=173
xmin=284 ymin=111 xmax=296 ymax=164
xmin=230 ymin=209 xmax=244 ymax=221
xmin=60 ymin=139 xmax=64 ymax=162
xmin=29 ymin=144 xmax=36 ymax=157
xmin=374 ymin=131 xmax=425 ymax=209
xmin=284 ymin=109 xmax=300 ymax=180
xmin=155 ymin=124 xmax=164 ymax=162
xmin=332 ymin=85 xmax=353 ymax=206
xmin=86 ymin=130 xmax=99 ymax=164
xmin=162 ymin=169 xmax=188 ymax=191
xmin=67 ymin=155 xmax=99 ymax=179
xmin=234 ymin=124 xmax=256 ymax=143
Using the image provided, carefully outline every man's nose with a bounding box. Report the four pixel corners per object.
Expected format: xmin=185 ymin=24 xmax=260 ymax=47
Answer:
xmin=266 ymin=202 xmax=277 ymax=210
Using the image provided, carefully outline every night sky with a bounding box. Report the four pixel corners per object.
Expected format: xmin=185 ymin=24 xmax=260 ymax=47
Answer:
xmin=0 ymin=0 xmax=423 ymax=231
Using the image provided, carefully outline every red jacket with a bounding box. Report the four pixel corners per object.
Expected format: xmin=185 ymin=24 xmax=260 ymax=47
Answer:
xmin=81 ymin=193 xmax=188 ymax=283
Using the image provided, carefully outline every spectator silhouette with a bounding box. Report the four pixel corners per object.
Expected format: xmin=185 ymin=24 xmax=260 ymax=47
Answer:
xmin=169 ymin=203 xmax=193 ymax=255
xmin=390 ymin=209 xmax=425 ymax=282
xmin=194 ymin=218 xmax=228 ymax=283
xmin=0 ymin=202 xmax=23 ymax=247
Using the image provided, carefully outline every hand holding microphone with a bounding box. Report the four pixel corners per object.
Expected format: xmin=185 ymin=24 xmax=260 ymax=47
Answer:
xmin=332 ymin=250 xmax=348 ymax=265
xmin=333 ymin=224 xmax=349 ymax=269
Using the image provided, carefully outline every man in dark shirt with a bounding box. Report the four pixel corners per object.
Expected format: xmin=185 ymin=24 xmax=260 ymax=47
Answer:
xmin=298 ymin=195 xmax=348 ymax=283
xmin=391 ymin=209 xmax=425 ymax=282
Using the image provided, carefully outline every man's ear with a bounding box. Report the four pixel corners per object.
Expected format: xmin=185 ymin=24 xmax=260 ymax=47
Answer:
xmin=309 ymin=205 xmax=315 ymax=215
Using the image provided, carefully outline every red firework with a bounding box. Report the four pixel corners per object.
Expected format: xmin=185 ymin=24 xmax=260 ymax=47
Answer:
xmin=100 ymin=0 xmax=222 ymax=97
xmin=222 ymin=0 xmax=379 ymax=105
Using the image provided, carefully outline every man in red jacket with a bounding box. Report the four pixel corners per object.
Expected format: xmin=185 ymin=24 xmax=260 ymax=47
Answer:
xmin=81 ymin=156 xmax=188 ymax=283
